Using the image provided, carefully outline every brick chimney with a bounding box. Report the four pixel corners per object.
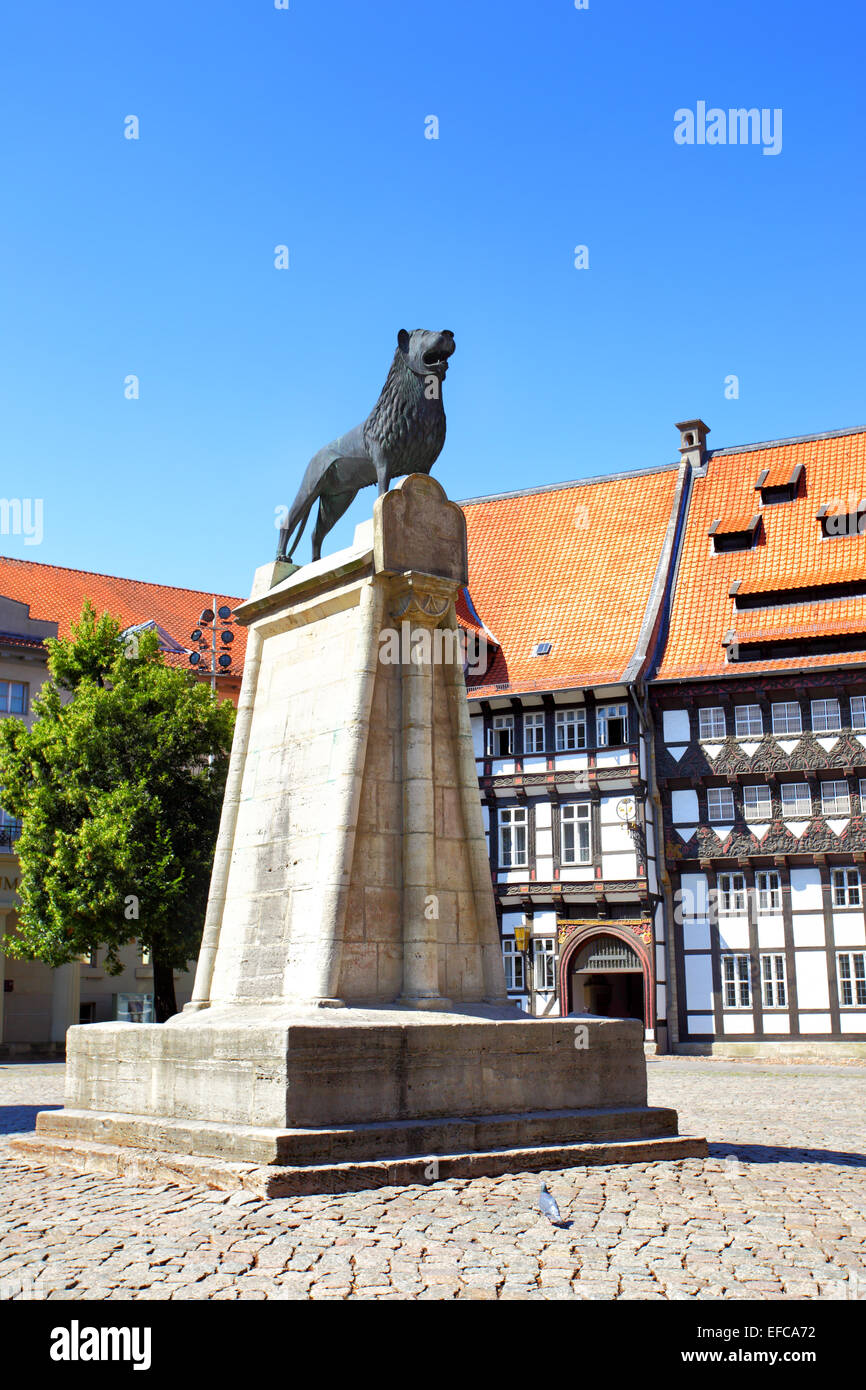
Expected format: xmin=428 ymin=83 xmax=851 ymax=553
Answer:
xmin=675 ymin=419 xmax=710 ymax=476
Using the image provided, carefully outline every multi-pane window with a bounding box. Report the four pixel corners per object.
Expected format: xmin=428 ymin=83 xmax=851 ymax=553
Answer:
xmin=837 ymin=952 xmax=866 ymax=1007
xmin=502 ymin=939 xmax=525 ymax=991
xmin=761 ymin=954 xmax=787 ymax=1008
xmin=707 ymin=786 xmax=735 ymax=822
xmin=831 ymin=868 xmax=861 ymax=907
xmin=523 ymin=712 xmax=545 ymax=754
xmin=851 ymin=696 xmax=866 ymax=731
xmin=488 ymin=715 xmax=514 ymax=756
xmin=756 ymin=870 xmax=782 ymax=913
xmin=555 ymin=708 xmax=586 ymax=751
xmin=743 ymin=784 xmax=772 ymax=819
xmin=722 ymin=953 xmax=751 ymax=1008
xmin=771 ymin=701 xmax=802 ymax=735
xmin=560 ymin=803 xmax=591 ymax=865
xmin=735 ymin=704 xmax=763 ymax=737
xmin=533 ymin=937 xmax=557 ymax=991
xmin=781 ymin=782 xmax=812 ymax=818
xmin=811 ymin=698 xmax=842 ymax=733
xmin=498 ymin=807 xmax=528 ymax=868
xmin=821 ymin=780 xmax=851 ymax=816
xmin=0 ymin=804 xmax=22 ymax=846
xmin=699 ymin=707 xmax=726 ymax=740
xmin=597 ymin=703 xmax=628 ymax=747
xmin=860 ymin=779 xmax=866 ymax=811
xmin=717 ymin=872 xmax=747 ymax=914
xmin=0 ymin=681 xmax=28 ymax=715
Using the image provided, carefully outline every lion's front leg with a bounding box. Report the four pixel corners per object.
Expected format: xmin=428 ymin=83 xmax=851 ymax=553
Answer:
xmin=370 ymin=444 xmax=389 ymax=497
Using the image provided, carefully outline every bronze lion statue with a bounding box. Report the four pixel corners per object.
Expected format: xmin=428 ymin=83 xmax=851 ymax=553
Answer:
xmin=276 ymin=328 xmax=455 ymax=563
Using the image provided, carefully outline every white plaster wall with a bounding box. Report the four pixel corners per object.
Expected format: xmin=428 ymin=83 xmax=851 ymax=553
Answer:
xmin=534 ymin=801 xmax=552 ymax=830
xmin=718 ymin=919 xmax=750 ymax=950
xmin=790 ymin=867 xmax=823 ymax=911
xmin=470 ymin=716 xmax=484 ymax=759
xmin=757 ymin=916 xmax=785 ymax=949
xmin=663 ymin=709 xmax=690 ymax=743
xmin=684 ymin=954 xmax=714 ymax=1011
xmin=792 ymin=914 xmax=825 ymax=947
xmin=723 ymin=1014 xmax=754 ymax=1034
xmin=794 ymin=953 xmax=831 ymax=1009
xmin=833 ymin=914 xmax=866 ymax=947
xmin=672 ymin=789 xmax=699 ymax=824
xmin=680 ymin=872 xmax=709 ymax=919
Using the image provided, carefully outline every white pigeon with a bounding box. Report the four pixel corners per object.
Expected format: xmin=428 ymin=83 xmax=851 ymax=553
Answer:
xmin=539 ymin=1181 xmax=565 ymax=1226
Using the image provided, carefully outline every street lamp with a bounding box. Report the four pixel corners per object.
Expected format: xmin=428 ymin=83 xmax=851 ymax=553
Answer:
xmin=189 ymin=598 xmax=235 ymax=692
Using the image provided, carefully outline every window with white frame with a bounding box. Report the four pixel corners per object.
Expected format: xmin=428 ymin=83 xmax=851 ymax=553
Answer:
xmin=498 ymin=807 xmax=528 ymax=868
xmin=831 ymin=867 xmax=861 ymax=907
xmin=523 ymin=711 xmax=545 ymax=754
xmin=533 ymin=937 xmax=557 ymax=991
xmin=555 ymin=708 xmax=586 ymax=751
xmin=560 ymin=803 xmax=591 ymax=865
xmin=707 ymin=786 xmax=735 ymax=822
xmin=781 ymin=782 xmax=812 ymax=818
xmin=502 ymin=938 xmax=525 ymax=991
xmin=743 ymin=784 xmax=772 ymax=820
xmin=852 ymin=696 xmax=866 ymax=731
xmin=597 ymin=703 xmax=628 ymax=747
xmin=821 ymin=780 xmax=850 ymax=816
xmin=811 ymin=698 xmax=842 ymax=733
xmin=771 ymin=701 xmax=802 ymax=735
xmin=735 ymin=704 xmax=763 ymax=737
xmin=756 ymin=870 xmax=782 ymax=913
xmin=860 ymin=779 xmax=866 ymax=811
xmin=721 ymin=953 xmax=751 ymax=1008
xmin=699 ymin=706 xmax=726 ymax=740
xmin=761 ymin=954 xmax=787 ymax=1008
xmin=487 ymin=714 xmax=514 ymax=756
xmin=837 ymin=951 xmax=866 ymax=1007
xmin=717 ymin=872 xmax=747 ymax=914
xmin=0 ymin=681 xmax=28 ymax=716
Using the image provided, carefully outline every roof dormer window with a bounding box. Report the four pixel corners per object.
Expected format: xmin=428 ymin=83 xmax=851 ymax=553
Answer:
xmin=708 ymin=515 xmax=763 ymax=553
xmin=817 ymin=501 xmax=866 ymax=538
xmin=755 ymin=463 xmax=803 ymax=504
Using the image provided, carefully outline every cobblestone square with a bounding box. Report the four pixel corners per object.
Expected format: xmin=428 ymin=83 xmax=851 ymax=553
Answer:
xmin=0 ymin=1058 xmax=864 ymax=1301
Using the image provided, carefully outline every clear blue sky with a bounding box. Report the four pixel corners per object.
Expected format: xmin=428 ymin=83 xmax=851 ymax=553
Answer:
xmin=2 ymin=0 xmax=864 ymax=598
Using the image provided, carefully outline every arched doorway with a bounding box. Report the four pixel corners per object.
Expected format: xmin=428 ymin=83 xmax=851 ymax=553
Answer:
xmin=566 ymin=932 xmax=645 ymax=1022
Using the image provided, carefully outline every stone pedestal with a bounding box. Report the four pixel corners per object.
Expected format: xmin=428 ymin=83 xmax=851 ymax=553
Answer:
xmin=15 ymin=475 xmax=705 ymax=1193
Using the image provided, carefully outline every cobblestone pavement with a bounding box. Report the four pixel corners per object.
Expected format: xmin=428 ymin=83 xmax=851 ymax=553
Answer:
xmin=0 ymin=1058 xmax=864 ymax=1300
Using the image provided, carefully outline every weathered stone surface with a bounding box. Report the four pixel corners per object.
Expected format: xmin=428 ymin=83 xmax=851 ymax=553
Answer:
xmin=26 ymin=476 xmax=697 ymax=1185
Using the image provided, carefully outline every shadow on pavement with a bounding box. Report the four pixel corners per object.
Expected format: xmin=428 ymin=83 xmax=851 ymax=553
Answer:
xmin=0 ymin=1104 xmax=62 ymax=1137
xmin=710 ymin=1141 xmax=866 ymax=1168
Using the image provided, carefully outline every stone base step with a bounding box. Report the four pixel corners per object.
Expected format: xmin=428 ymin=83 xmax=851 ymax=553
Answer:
xmin=9 ymin=1131 xmax=708 ymax=1197
xmin=34 ymin=1103 xmax=684 ymax=1166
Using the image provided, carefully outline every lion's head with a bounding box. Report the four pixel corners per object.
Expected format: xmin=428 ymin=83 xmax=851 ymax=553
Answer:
xmin=397 ymin=328 xmax=455 ymax=381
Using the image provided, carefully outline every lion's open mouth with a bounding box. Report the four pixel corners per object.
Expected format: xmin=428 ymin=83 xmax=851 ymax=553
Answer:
xmin=422 ymin=348 xmax=451 ymax=367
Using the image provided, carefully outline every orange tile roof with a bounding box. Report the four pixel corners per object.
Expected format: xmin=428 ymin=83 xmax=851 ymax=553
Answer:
xmin=656 ymin=427 xmax=866 ymax=680
xmin=461 ymin=467 xmax=681 ymax=695
xmin=0 ymin=556 xmax=245 ymax=694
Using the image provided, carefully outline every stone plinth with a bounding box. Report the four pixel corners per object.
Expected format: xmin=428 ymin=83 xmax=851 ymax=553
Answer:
xmin=15 ymin=475 xmax=705 ymax=1191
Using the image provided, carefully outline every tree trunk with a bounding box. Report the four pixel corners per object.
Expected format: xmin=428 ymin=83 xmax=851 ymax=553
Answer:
xmin=152 ymin=952 xmax=178 ymax=1023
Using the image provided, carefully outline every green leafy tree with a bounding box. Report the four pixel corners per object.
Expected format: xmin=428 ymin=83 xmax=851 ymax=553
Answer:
xmin=0 ymin=602 xmax=236 ymax=1021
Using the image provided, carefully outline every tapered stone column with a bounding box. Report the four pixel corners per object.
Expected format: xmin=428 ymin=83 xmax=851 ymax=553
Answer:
xmin=393 ymin=574 xmax=456 ymax=1008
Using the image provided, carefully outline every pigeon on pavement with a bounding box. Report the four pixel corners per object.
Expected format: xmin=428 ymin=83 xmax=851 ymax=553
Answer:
xmin=539 ymin=1181 xmax=565 ymax=1226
